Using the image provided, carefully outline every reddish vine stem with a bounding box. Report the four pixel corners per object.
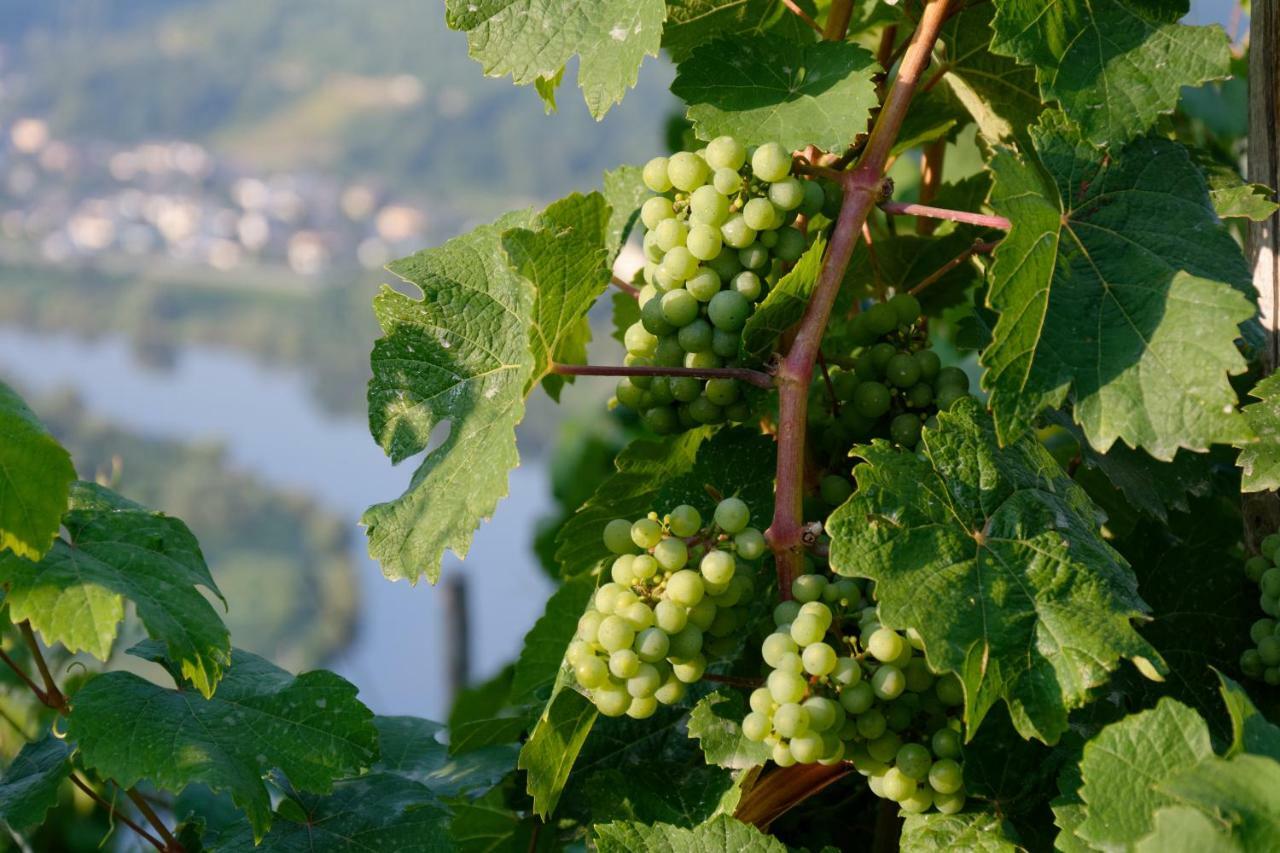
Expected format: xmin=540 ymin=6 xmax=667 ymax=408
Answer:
xmin=702 ymin=673 xmax=764 ymax=688
xmin=69 ymin=774 xmax=167 ymax=852
xmin=822 ymin=0 xmax=854 ymax=40
xmin=127 ymin=788 xmax=183 ymax=852
xmin=909 ymin=239 xmax=998 ymax=296
xmin=611 ymin=275 xmax=639 ymax=298
xmin=917 ymin=139 xmax=947 ymax=235
xmin=549 ymin=362 xmax=774 ymax=389
xmin=879 ymin=200 xmax=1011 ymax=230
xmin=0 ymin=648 xmax=50 ymax=705
xmin=782 ymin=0 xmax=824 ymax=34
xmin=765 ymin=0 xmax=956 ymax=599
xmin=19 ymin=622 xmax=66 ymax=712
xmin=816 ymin=352 xmax=840 ymax=416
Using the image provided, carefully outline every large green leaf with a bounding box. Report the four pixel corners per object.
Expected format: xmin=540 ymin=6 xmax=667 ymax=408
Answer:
xmin=989 ymin=0 xmax=1230 ymax=144
xmin=554 ymin=427 xmax=776 ymax=580
xmin=0 ymin=380 xmax=75 ymax=561
xmin=826 ymin=400 xmax=1162 ymax=743
xmin=443 ymin=0 xmax=665 ymax=119
xmin=662 ymin=0 xmax=814 ymax=63
xmin=741 ymin=235 xmax=825 ymax=363
xmin=509 ymin=575 xmax=596 ymax=704
xmin=899 ymin=811 xmax=1021 ymax=853
xmin=582 ymin=763 xmax=737 ymax=827
xmin=0 ymin=736 xmax=71 ymax=830
xmin=372 ymin=716 xmax=517 ymax=799
xmin=68 ymin=646 xmax=378 ymax=838
xmin=1075 ymin=698 xmax=1213 ymax=849
xmin=1237 ymin=373 xmax=1280 ymax=493
xmin=447 ymin=666 xmax=529 ymax=756
xmin=1153 ymin=755 xmax=1280 ymax=851
xmin=364 ymin=194 xmax=610 ymax=584
xmin=602 ymin=164 xmax=649 ymax=264
xmin=595 ymin=814 xmax=787 ymax=852
xmin=671 ymin=36 xmax=879 ymax=150
xmin=448 ymin=785 xmax=553 ymax=852
xmin=981 ymin=113 xmax=1253 ymax=459
xmin=687 ymin=690 xmax=769 ymax=769
xmin=0 ymin=482 xmax=229 ymax=698
xmin=939 ymin=1 xmax=1042 ymax=144
xmin=1217 ymin=674 xmax=1280 ymax=762
xmin=518 ymin=682 xmax=596 ymax=818
xmin=1136 ymin=806 xmax=1239 ymax=853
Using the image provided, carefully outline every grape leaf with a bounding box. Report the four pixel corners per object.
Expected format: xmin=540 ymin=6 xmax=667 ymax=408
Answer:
xmin=741 ymin=235 xmax=825 ymax=363
xmin=989 ymin=0 xmax=1230 ymax=144
xmin=555 ymin=427 xmax=776 ymax=580
xmin=443 ymin=0 xmax=665 ymax=119
xmin=519 ymin=682 xmax=597 ymax=818
xmin=1196 ymin=158 xmax=1280 ymax=221
xmin=1217 ymin=674 xmax=1280 ymax=762
xmin=671 ymin=36 xmax=879 ymax=151
xmin=1136 ymin=806 xmax=1239 ymax=853
xmin=1237 ymin=373 xmax=1280 ymax=493
xmin=68 ymin=645 xmax=378 ymax=838
xmin=510 ymin=575 xmax=596 ymax=704
xmin=981 ymin=112 xmax=1253 ymax=460
xmin=448 ymin=666 xmax=529 ymax=756
xmin=595 ymin=813 xmax=787 ymax=852
xmin=687 ymin=690 xmax=769 ymax=769
xmin=826 ymin=400 xmax=1163 ymax=744
xmin=1157 ymin=755 xmax=1280 ymax=851
xmin=939 ymin=1 xmax=1042 ymax=144
xmin=448 ymin=786 xmax=554 ymax=852
xmin=364 ymin=193 xmax=611 ymax=584
xmin=602 ymin=165 xmax=649 ymax=264
xmin=899 ymin=811 xmax=1021 ymax=853
xmin=0 ymin=482 xmax=230 ymax=698
xmin=0 ymin=379 xmax=75 ymax=561
xmin=372 ymin=716 xmax=517 ymax=798
xmin=1075 ymin=698 xmax=1213 ymax=849
xmin=612 ymin=290 xmax=643 ymax=347
xmin=205 ymin=773 xmax=450 ymax=852
xmin=0 ymin=736 xmax=71 ymax=830
xmin=662 ymin=0 xmax=814 ymax=64
xmin=582 ymin=764 xmax=738 ymax=827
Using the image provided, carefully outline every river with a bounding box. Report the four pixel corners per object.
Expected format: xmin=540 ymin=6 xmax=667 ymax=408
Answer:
xmin=0 ymin=328 xmax=554 ymax=719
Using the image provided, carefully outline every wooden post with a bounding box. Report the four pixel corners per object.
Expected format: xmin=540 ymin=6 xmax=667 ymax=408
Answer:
xmin=441 ymin=573 xmax=470 ymax=702
xmin=1245 ymin=0 xmax=1280 ymax=547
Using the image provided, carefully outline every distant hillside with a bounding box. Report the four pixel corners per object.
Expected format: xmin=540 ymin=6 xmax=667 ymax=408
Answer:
xmin=0 ymin=0 xmax=676 ymax=215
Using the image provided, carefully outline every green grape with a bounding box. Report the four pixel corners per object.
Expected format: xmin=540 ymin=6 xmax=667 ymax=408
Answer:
xmin=931 ymin=727 xmax=962 ymax=760
xmin=706 ymin=135 xmax=747 ymax=171
xmin=886 ymin=353 xmax=921 ymax=387
xmin=644 ymin=406 xmax=680 ymax=434
xmin=721 ymin=213 xmax=757 ymax=249
xmin=634 ymin=627 xmax=671 ymax=663
xmin=1259 ymin=635 xmax=1280 ymax=666
xmin=882 ymin=767 xmax=917 ymax=802
xmin=667 ymin=569 xmax=706 ymax=607
xmin=742 ymin=711 xmax=771 ymax=741
xmin=915 ymin=349 xmax=941 ymax=380
xmin=615 ymin=378 xmax=645 ymax=410
xmin=856 ymin=707 xmax=888 ymax=739
xmin=774 ymin=702 xmax=811 ymax=737
xmin=668 ymin=151 xmax=710 ymax=191
xmin=775 ymin=651 xmax=803 ymax=673
xmin=1251 ymin=618 xmax=1277 ymax=644
xmin=899 ymin=786 xmax=933 ymax=814
xmin=928 ymin=758 xmax=963 ymax=794
xmin=642 ymin=156 xmax=673 ymax=192
xmin=677 ymin=319 xmax=713 ymax=353
xmin=641 ymin=195 xmax=675 ymax=230
xmin=595 ymin=683 xmax=630 ymax=717
xmin=604 ymin=519 xmax=636 ymax=554
xmin=799 ymin=601 xmax=833 ymax=629
xmin=903 ymin=658 xmax=935 ymax=693
xmin=820 ymin=474 xmax=853 ymax=506
xmin=904 ymin=382 xmax=934 ymax=409
xmin=1247 ymin=555 xmax=1271 ymax=582
xmin=772 ymin=742 xmax=797 ymax=768
xmin=841 ymin=681 xmax=875 ymax=714
xmin=774 ymin=227 xmax=806 ymax=262
xmin=758 ymin=229 xmax=779 ymax=248
xmin=591 ymin=585 xmax=622 ymax=615
xmin=867 ymin=731 xmax=902 ymax=763
xmin=832 ymin=657 xmax=862 ymax=687
xmin=674 ymin=656 xmax=707 ymax=683
xmin=661 ymin=288 xmax=700 ymax=326
xmin=802 ymin=642 xmax=838 ymax=676
xmin=869 ymin=342 xmax=897 ymax=373
xmin=752 ymin=142 xmax=792 ymax=182
xmin=609 ymin=649 xmax=641 ymax=679
xmin=668 ymin=504 xmax=702 ymax=537
xmin=831 ymin=369 xmax=859 ymax=399
xmin=1266 ymin=668 xmax=1280 ymax=686
xmin=803 ymin=696 xmax=840 ymax=732
xmin=872 ymin=665 xmax=906 ymax=700
xmin=935 ymin=674 xmax=964 ymax=706
xmin=731 ymin=270 xmax=763 ymax=301
xmin=864 ymin=303 xmax=898 ymax=336
xmin=738 ymin=243 xmax=770 ymax=271
xmin=852 ymin=351 xmax=877 ymax=380
xmin=701 ymin=549 xmax=736 ymax=584
xmin=649 ymin=377 xmax=675 ymax=406
xmin=774 ymin=600 xmax=802 ymax=625
xmin=670 ymin=375 xmax=701 ymax=402
xmin=641 ymin=296 xmax=676 ymax=336
xmin=689 ymin=185 xmax=730 ymax=225
xmin=688 ymin=395 xmax=725 ymax=425
xmin=688 ymin=598 xmax=717 ymax=630
xmin=792 ymin=573 xmax=827 ymax=603
xmin=687 ymin=223 xmax=723 ymax=260
xmin=654 ymin=537 xmax=689 ymax=571
xmin=624 ymin=322 xmax=658 ymax=357
xmin=715 ymin=496 xmax=751 ymax=533
xmin=868 ymin=628 xmax=906 ymax=662
xmin=655 ymin=599 xmax=688 ymax=634
xmin=763 ymin=631 xmax=799 ymax=667
xmin=768 ymin=669 xmax=808 ymax=704
xmin=743 ymin=197 xmax=779 ymax=230
xmin=654 ymin=217 xmax=687 ymax=252
xmin=735 ymin=527 xmax=767 ymax=559
xmin=713 ymin=330 xmax=741 ymax=359
xmin=896 ymin=743 xmax=932 ymax=780
xmin=769 ymin=177 xmax=805 ymax=210
xmin=627 ymin=696 xmax=658 ymax=719
xmin=853 ymin=382 xmax=892 ymax=418
xmin=888 ymin=292 xmax=922 ymax=325
xmin=1264 ymin=594 xmax=1280 ymax=617
xmin=713 ymin=167 xmax=743 ymax=195
xmin=574 ymin=655 xmax=608 ymax=688
xmin=790 ymin=734 xmax=824 ymax=764
xmin=660 ymin=247 xmax=698 ymax=283
xmin=936 ymin=385 xmax=968 ymax=411
xmin=627 ymin=662 xmax=662 ymax=698
xmin=934 ymin=790 xmax=966 ymax=815
xmin=631 ymin=517 xmax=663 ymax=548
xmin=598 ymin=615 xmax=636 ymax=653
xmin=936 ymin=366 xmax=970 ymax=392
xmin=799 ymin=179 xmax=826 ymax=215
xmin=1262 ymin=568 xmax=1280 ymax=597
xmin=705 ymin=377 xmax=740 ymax=406
xmin=610 ymin=555 xmax=635 ymax=585
xmin=669 ymin=624 xmax=704 ymax=659
xmin=890 ymin=414 xmax=923 ymax=448
xmin=1263 ymin=533 xmax=1280 ymax=559
xmin=685 ymin=268 xmax=722 ymax=302
xmin=790 ymin=614 xmax=826 ymax=646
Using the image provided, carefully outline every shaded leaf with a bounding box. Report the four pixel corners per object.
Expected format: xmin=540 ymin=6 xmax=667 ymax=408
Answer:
xmin=0 ymin=380 xmax=75 ymax=561
xmin=1156 ymin=755 xmax=1280 ymax=851
xmin=662 ymin=0 xmax=814 ymax=64
xmin=741 ymin=235 xmax=825 ymax=363
xmin=0 ymin=736 xmax=70 ymax=830
xmin=510 ymin=575 xmax=596 ymax=704
xmin=939 ymin=2 xmax=1042 ymax=144
xmin=1217 ymin=674 xmax=1280 ymax=761
xmin=583 ymin=763 xmax=737 ymax=827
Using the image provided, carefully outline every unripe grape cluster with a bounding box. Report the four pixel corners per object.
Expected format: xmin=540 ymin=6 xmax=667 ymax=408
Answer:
xmin=741 ymin=566 xmax=967 ymax=814
xmin=807 ymin=293 xmax=973 ymax=510
xmin=1241 ymin=532 xmax=1280 ymax=685
xmin=569 ymin=497 xmax=767 ymax=719
xmin=615 ymin=136 xmax=827 ymax=433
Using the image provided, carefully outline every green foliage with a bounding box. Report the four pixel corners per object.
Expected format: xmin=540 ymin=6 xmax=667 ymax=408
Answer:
xmin=0 ymin=737 xmax=71 ymax=830
xmin=0 ymin=380 xmax=75 ymax=561
xmin=595 ymin=813 xmax=787 ymax=852
xmin=687 ymin=691 xmax=770 ymax=769
xmin=741 ymin=236 xmax=826 ymax=362
xmin=1238 ymin=372 xmax=1280 ymax=493
xmin=899 ymin=811 xmax=1021 ymax=852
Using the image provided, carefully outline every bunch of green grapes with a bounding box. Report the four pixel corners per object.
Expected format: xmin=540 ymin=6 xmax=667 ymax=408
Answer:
xmin=741 ymin=568 xmax=968 ymax=815
xmin=615 ymin=136 xmax=827 ymax=433
xmin=569 ymin=497 xmax=767 ymax=718
xmin=807 ymin=292 xmax=974 ymax=510
xmin=1241 ymin=532 xmax=1280 ymax=685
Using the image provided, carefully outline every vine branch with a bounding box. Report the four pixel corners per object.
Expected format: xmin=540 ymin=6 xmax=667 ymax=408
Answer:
xmin=879 ymin=200 xmax=1011 ymax=230
xmin=127 ymin=788 xmax=182 ymax=852
xmin=909 ymin=239 xmax=998 ymax=296
xmin=69 ymin=774 xmax=166 ymax=852
xmin=611 ymin=275 xmax=639 ymax=298
xmin=549 ymin=362 xmax=774 ymax=389
xmin=19 ymin=623 xmax=65 ymax=712
xmin=822 ymin=0 xmax=854 ymax=41
xmin=782 ymin=0 xmax=824 ymax=35
xmin=765 ymin=0 xmax=956 ymax=598
xmin=702 ymin=672 xmax=764 ymax=688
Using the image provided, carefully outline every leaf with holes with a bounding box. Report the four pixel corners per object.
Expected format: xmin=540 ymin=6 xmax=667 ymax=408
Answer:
xmin=981 ymin=112 xmax=1253 ymax=459
xmin=826 ymin=400 xmax=1163 ymax=744
xmin=671 ymin=36 xmax=879 ymax=150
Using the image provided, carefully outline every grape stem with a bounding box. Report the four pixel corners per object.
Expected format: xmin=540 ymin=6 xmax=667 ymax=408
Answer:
xmin=765 ymin=0 xmax=956 ymax=600
xmin=611 ymin=275 xmax=640 ymax=298
xmin=908 ymin=239 xmax=999 ymax=296
xmin=68 ymin=774 xmax=168 ymax=852
xmin=19 ymin=622 xmax=66 ymax=712
xmin=879 ymin=200 xmax=1012 ymax=231
xmin=822 ymin=0 xmax=855 ymax=40
xmin=549 ymin=362 xmax=775 ymax=389
xmin=781 ymin=0 xmax=824 ymax=34
xmin=917 ymin=139 xmax=946 ymax=235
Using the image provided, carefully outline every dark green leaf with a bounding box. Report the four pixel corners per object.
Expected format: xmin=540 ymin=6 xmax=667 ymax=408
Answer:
xmin=1217 ymin=674 xmax=1280 ymax=761
xmin=373 ymin=716 xmax=517 ymax=798
xmin=510 ymin=576 xmax=596 ymax=704
xmin=583 ymin=763 xmax=737 ymax=827
xmin=662 ymin=0 xmax=813 ymax=64
xmin=0 ymin=736 xmax=70 ymax=830
xmin=940 ymin=3 xmax=1042 ymax=144
xmin=1155 ymin=754 xmax=1280 ymax=850
xmin=687 ymin=690 xmax=769 ymax=769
